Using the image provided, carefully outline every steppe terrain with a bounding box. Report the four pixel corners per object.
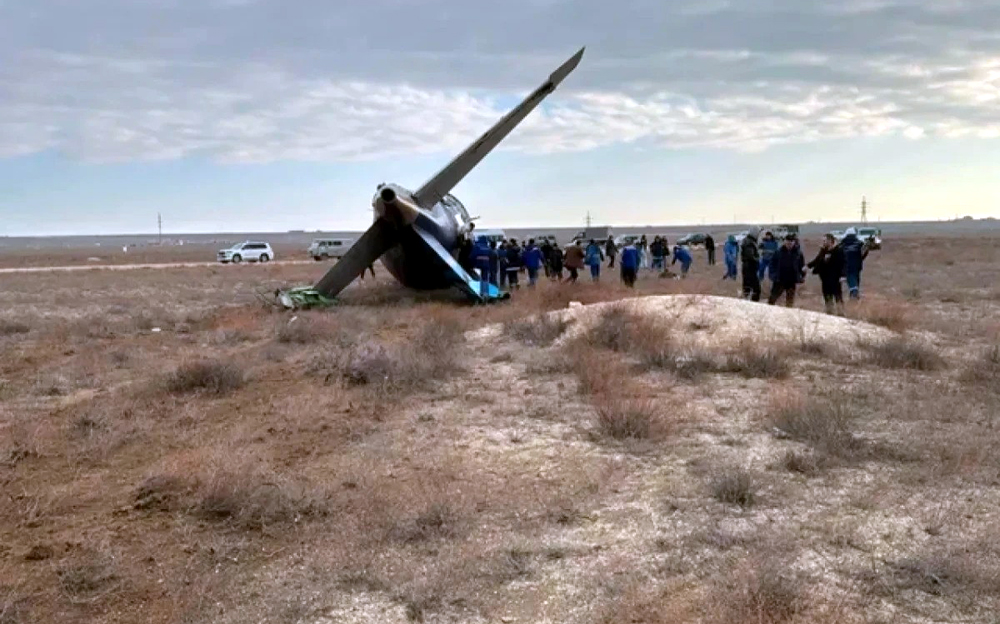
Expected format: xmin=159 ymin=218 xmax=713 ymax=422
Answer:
xmin=2 ymin=235 xmax=999 ymax=623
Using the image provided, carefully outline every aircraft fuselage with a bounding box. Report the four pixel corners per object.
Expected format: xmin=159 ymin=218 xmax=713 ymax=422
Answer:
xmin=372 ymin=184 xmax=474 ymax=290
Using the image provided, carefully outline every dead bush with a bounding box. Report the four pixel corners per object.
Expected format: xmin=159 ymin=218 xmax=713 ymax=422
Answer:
xmin=585 ymin=305 xmax=670 ymax=352
xmin=165 ymin=360 xmax=244 ymax=395
xmin=133 ymin=475 xmax=189 ymax=512
xmin=708 ymin=562 xmax=805 ymax=624
xmin=771 ymin=395 xmax=867 ymax=463
xmin=781 ymin=450 xmax=820 ymax=475
xmin=388 ymin=503 xmax=457 ymax=544
xmin=194 ymin=470 xmax=329 ymax=530
xmin=724 ymin=344 xmax=790 ymax=379
xmin=0 ymin=319 xmax=30 ymax=336
xmin=569 ymin=346 xmax=630 ymax=396
xmin=594 ymin=398 xmax=660 ymax=441
xmin=504 ymin=313 xmax=569 ymax=347
xmin=342 ymin=340 xmax=396 ymax=386
xmin=881 ymin=550 xmax=1000 ymax=598
xmin=961 ymin=344 xmax=1000 ymax=388
xmin=56 ymin=559 xmax=119 ymax=599
xmin=852 ymin=297 xmax=912 ymax=332
xmin=711 ymin=468 xmax=757 ymax=507
xmin=862 ymin=336 xmax=945 ymax=371
xmin=276 ymin=317 xmax=320 ymax=344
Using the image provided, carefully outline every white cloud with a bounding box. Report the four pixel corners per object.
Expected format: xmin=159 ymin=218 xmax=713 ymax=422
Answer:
xmin=1 ymin=0 xmax=999 ymax=163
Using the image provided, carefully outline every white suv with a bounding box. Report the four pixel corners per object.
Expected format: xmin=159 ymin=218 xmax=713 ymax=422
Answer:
xmin=217 ymin=241 xmax=274 ymax=264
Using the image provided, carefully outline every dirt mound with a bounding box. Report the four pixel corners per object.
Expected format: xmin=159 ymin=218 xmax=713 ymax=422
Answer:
xmin=473 ymin=295 xmax=893 ymax=350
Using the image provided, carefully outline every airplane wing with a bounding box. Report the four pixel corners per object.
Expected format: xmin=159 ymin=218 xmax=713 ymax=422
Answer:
xmin=313 ymin=218 xmax=397 ymax=298
xmin=411 ymin=47 xmax=585 ymax=210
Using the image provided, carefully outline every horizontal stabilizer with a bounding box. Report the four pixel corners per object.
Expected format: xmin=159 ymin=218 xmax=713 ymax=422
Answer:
xmin=412 ymin=225 xmax=508 ymax=302
xmin=412 ymin=47 xmax=585 ymax=209
xmin=313 ymin=218 xmax=397 ymax=298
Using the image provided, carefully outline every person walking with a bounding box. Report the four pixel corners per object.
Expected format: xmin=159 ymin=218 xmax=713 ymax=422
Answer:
xmin=757 ymin=231 xmax=778 ymax=282
xmin=637 ymin=235 xmax=648 ymax=270
xmin=585 ymin=239 xmax=604 ymax=282
xmin=605 ymin=235 xmax=617 ymax=269
xmin=840 ymin=227 xmax=870 ymax=299
xmin=472 ymin=236 xmax=493 ymax=299
xmin=741 ymin=227 xmax=762 ymax=301
xmin=723 ymin=234 xmax=739 ymax=280
xmin=540 ymin=238 xmax=554 ymax=278
xmin=807 ymin=233 xmax=846 ymax=315
xmin=650 ymin=237 xmax=665 ymax=271
xmin=498 ymin=240 xmax=508 ymax=288
xmin=564 ymin=241 xmax=585 ymax=283
xmin=549 ymin=241 xmax=564 ymax=280
xmin=767 ymin=234 xmax=805 ymax=307
xmin=620 ymin=241 xmax=639 ymax=287
xmin=705 ymin=234 xmax=716 ymax=266
xmin=523 ymin=239 xmax=543 ymax=287
xmin=505 ymin=239 xmax=522 ymax=290
xmin=672 ymin=244 xmax=693 ymax=278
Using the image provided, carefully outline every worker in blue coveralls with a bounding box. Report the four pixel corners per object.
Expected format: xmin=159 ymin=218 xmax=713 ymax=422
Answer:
xmin=585 ymin=239 xmax=604 ymax=282
xmin=488 ymin=240 xmax=500 ymax=288
xmin=523 ymin=238 xmax=544 ymax=287
xmin=840 ymin=227 xmax=870 ymax=299
xmin=620 ymin=241 xmax=639 ymax=287
xmin=758 ymin=231 xmax=779 ymax=282
xmin=671 ymin=244 xmax=693 ymax=277
xmin=472 ymin=236 xmax=493 ymax=299
xmin=723 ymin=235 xmax=739 ymax=280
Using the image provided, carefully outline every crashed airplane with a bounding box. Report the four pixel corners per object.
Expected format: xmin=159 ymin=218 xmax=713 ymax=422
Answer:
xmin=279 ymin=47 xmax=584 ymax=308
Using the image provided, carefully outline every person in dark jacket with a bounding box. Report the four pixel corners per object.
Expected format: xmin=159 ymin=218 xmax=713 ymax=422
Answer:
xmin=472 ymin=236 xmax=493 ymax=298
xmin=840 ymin=227 xmax=869 ymax=299
xmin=650 ymin=237 xmax=666 ymax=271
xmin=620 ymin=242 xmax=639 ymax=287
xmin=523 ymin=239 xmax=543 ymax=287
xmin=605 ymin=236 xmax=617 ymax=268
xmin=540 ymin=239 xmax=554 ymax=278
xmin=757 ymin=231 xmax=779 ymax=282
xmin=767 ymin=234 xmax=805 ymax=307
xmin=741 ymin=227 xmax=762 ymax=301
xmin=564 ymin=242 xmax=585 ymax=283
xmin=705 ymin=234 xmax=716 ymax=266
xmin=807 ymin=233 xmax=845 ymax=315
xmin=549 ymin=242 xmax=563 ymax=280
xmin=505 ymin=240 xmax=522 ymax=290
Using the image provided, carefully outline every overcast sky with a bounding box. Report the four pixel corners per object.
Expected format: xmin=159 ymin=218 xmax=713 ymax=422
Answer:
xmin=1 ymin=0 xmax=999 ymax=235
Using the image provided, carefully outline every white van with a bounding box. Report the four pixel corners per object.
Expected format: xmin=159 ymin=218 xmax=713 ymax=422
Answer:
xmin=308 ymin=238 xmax=354 ymax=260
xmin=474 ymin=228 xmax=506 ymax=245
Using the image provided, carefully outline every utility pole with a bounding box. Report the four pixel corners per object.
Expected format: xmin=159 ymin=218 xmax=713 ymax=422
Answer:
xmin=157 ymin=213 xmax=162 ymax=244
xmin=860 ymin=197 xmax=868 ymax=225
xmin=585 ymin=211 xmax=592 ymax=229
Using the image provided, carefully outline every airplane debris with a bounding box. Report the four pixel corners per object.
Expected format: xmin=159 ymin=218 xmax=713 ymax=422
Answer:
xmin=276 ymin=47 xmax=585 ymax=308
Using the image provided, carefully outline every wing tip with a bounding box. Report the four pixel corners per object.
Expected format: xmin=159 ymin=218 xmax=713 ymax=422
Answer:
xmin=549 ymin=46 xmax=586 ymax=86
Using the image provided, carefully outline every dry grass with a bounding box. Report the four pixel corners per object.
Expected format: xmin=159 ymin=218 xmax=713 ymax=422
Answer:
xmin=851 ymin=297 xmax=912 ymax=332
xmin=710 ymin=468 xmax=757 ymax=507
xmin=0 ymin=319 xmax=31 ymax=336
xmin=503 ymin=313 xmax=570 ymax=347
xmin=770 ymin=393 xmax=868 ymax=463
xmin=707 ymin=560 xmax=805 ymax=624
xmin=862 ymin=336 xmax=946 ymax=371
xmin=723 ymin=343 xmax=791 ymax=379
xmin=164 ymin=359 xmax=245 ymax=394
xmin=594 ymin=397 xmax=662 ymax=441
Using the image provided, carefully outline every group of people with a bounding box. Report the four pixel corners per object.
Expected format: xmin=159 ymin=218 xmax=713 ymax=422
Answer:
xmin=732 ymin=226 xmax=871 ymax=315
xmin=463 ymin=227 xmax=871 ymax=314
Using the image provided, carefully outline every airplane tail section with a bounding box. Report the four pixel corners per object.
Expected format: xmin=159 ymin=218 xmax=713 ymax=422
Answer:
xmin=412 ymin=47 xmax=585 ymax=209
xmin=313 ymin=218 xmax=397 ymax=298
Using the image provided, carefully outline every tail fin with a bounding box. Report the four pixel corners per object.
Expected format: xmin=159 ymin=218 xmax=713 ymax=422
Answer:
xmin=412 ymin=47 xmax=585 ymax=209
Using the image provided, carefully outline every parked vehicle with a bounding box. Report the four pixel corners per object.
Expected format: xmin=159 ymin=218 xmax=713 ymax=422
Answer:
xmin=858 ymin=227 xmax=882 ymax=250
xmin=571 ymin=226 xmax=612 ymax=245
xmin=475 ymin=228 xmax=507 ymax=245
xmin=614 ymin=234 xmax=641 ymax=247
xmin=308 ymin=238 xmax=354 ymax=261
xmin=217 ymin=241 xmax=274 ymax=264
xmin=676 ymin=232 xmax=708 ymax=247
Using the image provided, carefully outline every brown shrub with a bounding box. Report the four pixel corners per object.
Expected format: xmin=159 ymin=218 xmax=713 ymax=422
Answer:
xmin=194 ymin=469 xmax=330 ymax=530
xmin=723 ymin=344 xmax=790 ymax=379
xmin=594 ymin=398 xmax=661 ymax=441
xmin=711 ymin=468 xmax=757 ymax=507
xmin=585 ymin=305 xmax=672 ymax=353
xmin=56 ymin=557 xmax=120 ymax=599
xmin=961 ymin=344 xmax=1000 ymax=388
xmin=881 ymin=549 xmax=1000 ymax=599
xmin=770 ymin=394 xmax=867 ymax=463
xmin=0 ymin=319 xmax=30 ymax=336
xmin=388 ymin=502 xmax=457 ymax=544
xmin=862 ymin=336 xmax=945 ymax=371
xmin=708 ymin=562 xmax=805 ymax=624
xmin=503 ymin=313 xmax=569 ymax=347
xmin=852 ymin=297 xmax=912 ymax=332
xmin=165 ymin=360 xmax=244 ymax=395
xmin=781 ymin=450 xmax=820 ymax=475
xmin=568 ymin=345 xmax=630 ymax=397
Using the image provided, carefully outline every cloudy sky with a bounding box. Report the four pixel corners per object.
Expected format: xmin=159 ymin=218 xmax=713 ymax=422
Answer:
xmin=1 ymin=0 xmax=999 ymax=235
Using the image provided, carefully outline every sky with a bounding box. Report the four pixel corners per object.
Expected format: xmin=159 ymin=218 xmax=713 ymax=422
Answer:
xmin=1 ymin=0 xmax=999 ymax=235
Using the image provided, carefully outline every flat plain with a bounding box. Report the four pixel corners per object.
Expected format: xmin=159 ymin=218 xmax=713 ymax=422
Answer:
xmin=2 ymin=234 xmax=999 ymax=624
